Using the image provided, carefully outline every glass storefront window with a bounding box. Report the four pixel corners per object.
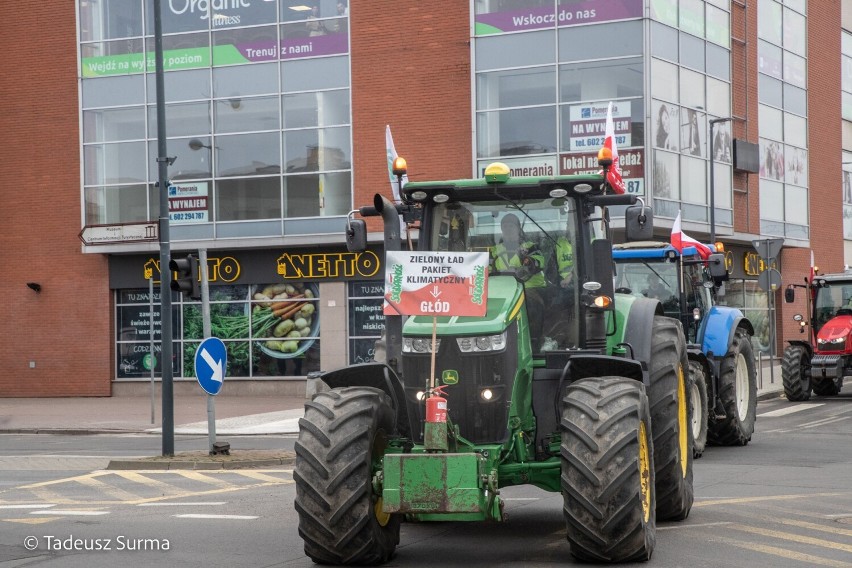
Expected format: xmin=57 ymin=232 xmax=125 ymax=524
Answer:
xmin=147 ymin=138 xmax=213 ymax=181
xmin=214 ymin=62 xmax=280 ymax=97
xmin=653 ymin=150 xmax=680 ymax=200
xmin=758 ymin=0 xmax=783 ymax=45
xmin=680 ymin=156 xmax=706 ymax=204
xmin=558 ymin=21 xmax=642 ymax=60
xmin=85 ymin=184 xmax=150 ymax=225
xmin=650 ymin=21 xmax=678 ymax=62
xmin=283 ymin=126 xmax=352 ymax=172
xmin=217 ymin=177 xmax=282 ymax=221
xmin=477 ymin=67 xmax=556 ymax=109
xmin=680 ymin=109 xmax=705 ymax=158
xmin=650 ymin=0 xmax=678 ymax=27
xmin=679 ymin=68 xmax=705 ymax=110
xmin=477 ymin=106 xmax=557 ymax=158
xmin=679 ymin=0 xmax=704 ymax=38
xmin=651 ymin=58 xmax=679 ymax=102
xmin=706 ymin=77 xmax=731 ymax=117
xmin=146 ymin=102 xmax=211 ymax=139
xmin=782 ymin=7 xmax=806 ymax=56
xmin=476 ymin=30 xmax=556 ymax=71
xmin=348 ymin=280 xmax=386 ymax=364
xmin=216 ymin=132 xmax=281 ymax=177
xmin=558 ymin=57 xmax=643 ymax=103
xmin=215 ymin=96 xmax=280 ymax=134
xmin=281 ymin=56 xmax=350 ymax=92
xmin=79 ymin=0 xmax=353 ymax=231
xmin=80 ymin=0 xmax=143 ymax=42
xmin=283 ymin=90 xmax=350 ymax=129
xmin=84 ymin=141 xmax=147 ymax=186
xmin=706 ymin=4 xmax=730 ymax=48
xmin=759 ymin=179 xmax=785 ymax=220
xmin=84 ymin=107 xmax=146 ymax=143
xmin=212 ymin=25 xmax=278 ymax=66
xmin=705 ymin=42 xmax=730 ymax=81
xmin=284 ymin=171 xmax=351 ymax=218
xmin=680 ymin=32 xmax=705 ymax=72
xmin=116 ymin=282 xmax=321 ymax=380
xmin=146 ymin=69 xmax=211 ymax=103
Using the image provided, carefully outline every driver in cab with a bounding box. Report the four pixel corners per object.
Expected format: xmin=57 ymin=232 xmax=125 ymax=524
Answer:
xmin=643 ymin=274 xmax=672 ymax=301
xmin=490 ymin=213 xmax=547 ymax=345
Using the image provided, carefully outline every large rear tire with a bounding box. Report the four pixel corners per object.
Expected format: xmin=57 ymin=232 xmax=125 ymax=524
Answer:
xmin=688 ymin=360 xmax=709 ymax=459
xmin=294 ymin=387 xmax=400 ymax=565
xmin=561 ymin=377 xmax=656 ymax=563
xmin=708 ymin=329 xmax=757 ymax=446
xmin=647 ymin=316 xmax=694 ymax=521
xmin=782 ymin=345 xmax=811 ymax=401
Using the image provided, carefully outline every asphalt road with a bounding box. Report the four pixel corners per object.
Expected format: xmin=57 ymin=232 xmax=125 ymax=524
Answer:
xmin=0 ymin=395 xmax=850 ymax=567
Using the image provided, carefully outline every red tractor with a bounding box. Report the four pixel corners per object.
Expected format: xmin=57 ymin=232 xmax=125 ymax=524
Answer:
xmin=782 ymin=270 xmax=852 ymax=400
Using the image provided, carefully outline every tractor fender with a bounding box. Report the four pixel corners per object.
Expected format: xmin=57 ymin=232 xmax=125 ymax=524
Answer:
xmin=313 ymin=362 xmax=410 ymax=438
xmin=785 ymin=339 xmax=813 ymax=359
xmin=622 ymin=296 xmax=663 ymax=377
xmin=699 ymin=306 xmax=753 ymax=360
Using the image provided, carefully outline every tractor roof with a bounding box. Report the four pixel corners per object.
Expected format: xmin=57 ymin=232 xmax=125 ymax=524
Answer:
xmin=401 ymin=163 xmax=607 ymax=203
xmin=612 ymin=241 xmax=701 ymax=259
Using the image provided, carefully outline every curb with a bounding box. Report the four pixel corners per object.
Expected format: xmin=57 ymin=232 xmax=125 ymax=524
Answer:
xmin=106 ymin=452 xmax=296 ymax=471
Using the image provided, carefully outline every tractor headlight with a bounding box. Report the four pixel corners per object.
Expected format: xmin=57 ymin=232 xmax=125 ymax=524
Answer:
xmin=456 ymin=333 xmax=507 ymax=353
xmin=402 ymin=337 xmax=441 ymax=353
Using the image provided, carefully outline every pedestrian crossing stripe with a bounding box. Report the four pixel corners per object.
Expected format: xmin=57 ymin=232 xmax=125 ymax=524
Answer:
xmin=1 ymin=469 xmax=294 ymax=506
xmin=2 ymin=518 xmax=57 ymax=524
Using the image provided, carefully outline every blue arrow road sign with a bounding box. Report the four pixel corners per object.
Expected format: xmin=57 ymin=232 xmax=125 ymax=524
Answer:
xmin=194 ymin=337 xmax=227 ymax=396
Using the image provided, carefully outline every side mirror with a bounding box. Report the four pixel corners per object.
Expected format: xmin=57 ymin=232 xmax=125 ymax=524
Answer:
xmin=784 ymin=286 xmax=795 ymax=303
xmin=624 ymin=203 xmax=653 ymax=242
xmin=706 ymin=253 xmax=728 ymax=282
xmin=345 ymin=218 xmax=367 ymax=252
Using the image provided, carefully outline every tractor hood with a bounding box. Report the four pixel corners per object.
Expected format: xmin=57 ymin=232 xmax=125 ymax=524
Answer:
xmin=815 ymin=315 xmax=852 ymax=353
xmin=402 ymin=276 xmax=523 ymax=336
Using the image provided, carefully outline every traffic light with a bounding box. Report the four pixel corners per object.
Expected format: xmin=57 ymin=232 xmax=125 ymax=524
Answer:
xmin=169 ymin=254 xmax=200 ymax=300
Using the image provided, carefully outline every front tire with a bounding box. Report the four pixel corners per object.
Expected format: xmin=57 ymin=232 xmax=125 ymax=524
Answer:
xmin=688 ymin=361 xmax=709 ymax=459
xmin=708 ymin=329 xmax=757 ymax=447
xmin=561 ymin=377 xmax=656 ymax=563
xmin=647 ymin=317 xmax=694 ymax=521
xmin=782 ymin=345 xmax=811 ymax=401
xmin=294 ymin=387 xmax=400 ymax=565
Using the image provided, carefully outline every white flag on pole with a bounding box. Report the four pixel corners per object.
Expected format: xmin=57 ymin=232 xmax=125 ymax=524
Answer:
xmin=386 ymin=125 xmax=408 ymax=202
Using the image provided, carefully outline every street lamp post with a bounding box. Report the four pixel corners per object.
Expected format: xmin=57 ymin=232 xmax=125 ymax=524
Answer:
xmin=709 ymin=117 xmax=733 ymax=244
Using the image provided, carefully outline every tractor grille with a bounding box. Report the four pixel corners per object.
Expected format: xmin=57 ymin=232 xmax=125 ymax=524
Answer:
xmin=401 ymin=324 xmax=518 ymax=444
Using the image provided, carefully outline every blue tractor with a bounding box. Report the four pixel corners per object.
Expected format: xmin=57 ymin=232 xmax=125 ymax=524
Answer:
xmin=612 ymin=242 xmax=757 ymax=456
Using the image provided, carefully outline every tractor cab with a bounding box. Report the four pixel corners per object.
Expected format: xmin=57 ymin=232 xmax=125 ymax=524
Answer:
xmin=811 ymin=278 xmax=852 ymax=353
xmin=613 ymin=242 xmax=715 ymax=343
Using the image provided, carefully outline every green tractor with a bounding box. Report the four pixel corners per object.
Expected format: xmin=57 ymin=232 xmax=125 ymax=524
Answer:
xmin=294 ymin=159 xmax=694 ymax=563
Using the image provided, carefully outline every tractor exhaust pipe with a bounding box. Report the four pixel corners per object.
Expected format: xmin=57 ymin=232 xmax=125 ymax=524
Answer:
xmin=374 ymin=193 xmax=404 ymax=374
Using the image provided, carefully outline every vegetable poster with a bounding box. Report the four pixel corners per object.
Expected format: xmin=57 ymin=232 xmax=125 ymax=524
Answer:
xmin=383 ymin=252 xmax=488 ymax=317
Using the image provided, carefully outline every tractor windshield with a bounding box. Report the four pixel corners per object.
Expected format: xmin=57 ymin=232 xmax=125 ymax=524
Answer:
xmin=814 ymin=282 xmax=852 ymax=332
xmin=430 ymin=197 xmax=581 ymax=350
xmin=614 ymin=260 xmax=680 ymax=317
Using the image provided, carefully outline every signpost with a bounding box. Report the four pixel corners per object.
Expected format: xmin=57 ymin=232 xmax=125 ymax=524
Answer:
xmin=383 ymin=251 xmax=489 ymax=392
xmin=195 ymin=335 xmax=227 ymax=455
xmin=194 ymin=336 xmax=227 ymax=396
xmin=753 ymin=238 xmax=784 ymax=385
xmin=79 ymin=222 xmax=158 ymax=245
